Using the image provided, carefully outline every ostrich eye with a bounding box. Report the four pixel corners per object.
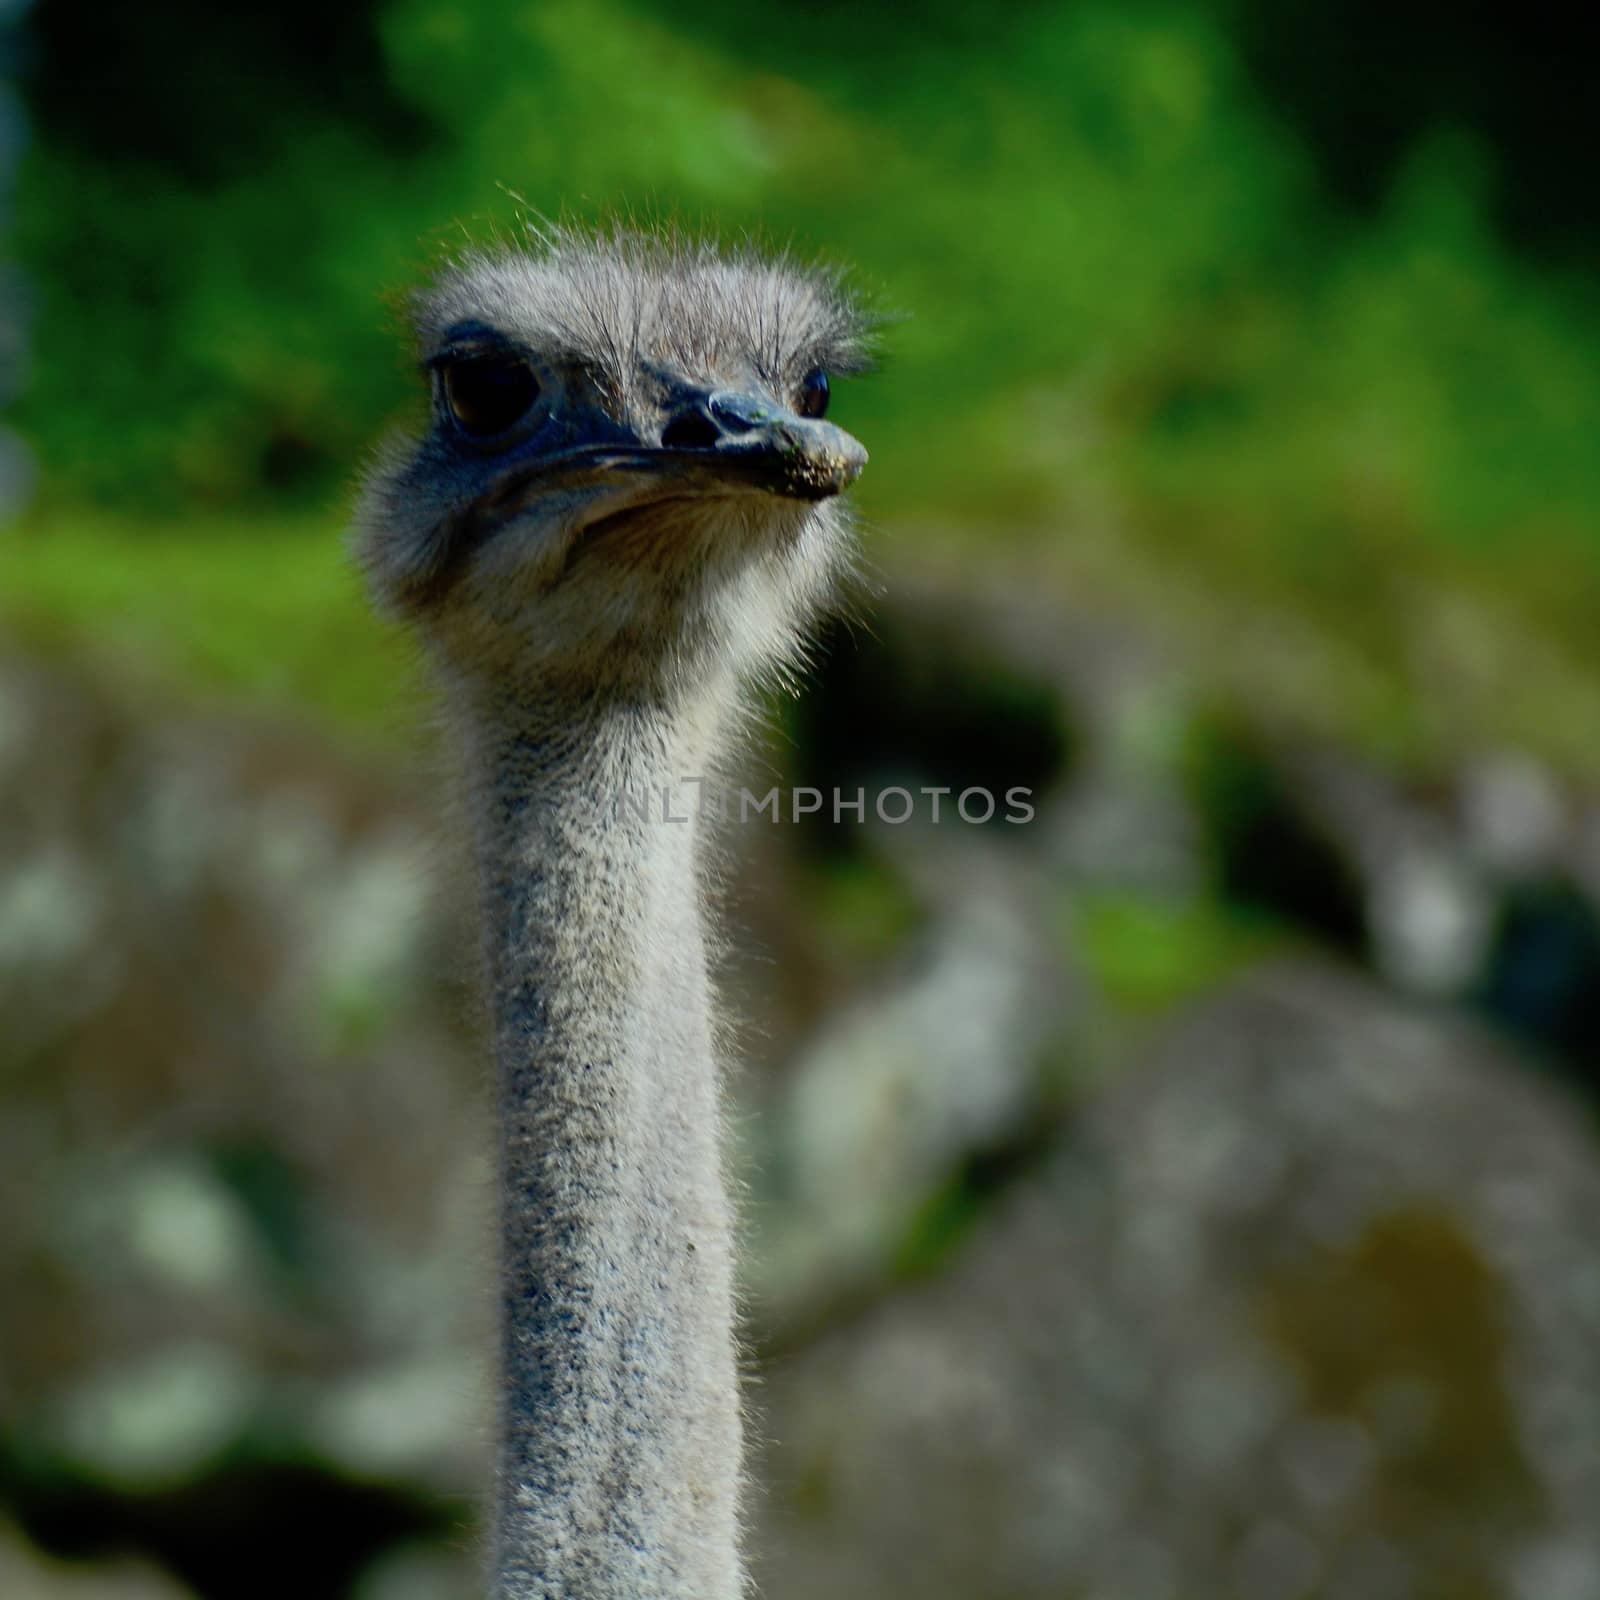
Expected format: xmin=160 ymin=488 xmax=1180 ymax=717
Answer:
xmin=442 ymin=355 xmax=541 ymax=438
xmin=796 ymin=367 xmax=830 ymax=419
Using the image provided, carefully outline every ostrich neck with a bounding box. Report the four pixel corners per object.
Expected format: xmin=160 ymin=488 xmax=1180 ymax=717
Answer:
xmin=462 ymin=684 xmax=742 ymax=1600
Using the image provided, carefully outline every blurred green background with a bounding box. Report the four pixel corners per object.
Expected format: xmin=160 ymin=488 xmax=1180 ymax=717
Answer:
xmin=5 ymin=3 xmax=1600 ymax=1598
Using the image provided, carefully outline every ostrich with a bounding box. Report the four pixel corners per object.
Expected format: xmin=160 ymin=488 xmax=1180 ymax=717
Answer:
xmin=354 ymin=231 xmax=870 ymax=1599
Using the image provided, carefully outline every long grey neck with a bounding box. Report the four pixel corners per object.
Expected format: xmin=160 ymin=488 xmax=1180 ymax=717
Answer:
xmin=459 ymin=682 xmax=742 ymax=1600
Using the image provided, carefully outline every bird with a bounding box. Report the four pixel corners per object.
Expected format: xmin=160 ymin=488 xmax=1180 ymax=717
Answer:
xmin=353 ymin=228 xmax=871 ymax=1600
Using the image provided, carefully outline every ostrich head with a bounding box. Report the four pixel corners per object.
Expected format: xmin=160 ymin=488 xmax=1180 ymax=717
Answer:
xmin=355 ymin=231 xmax=870 ymax=699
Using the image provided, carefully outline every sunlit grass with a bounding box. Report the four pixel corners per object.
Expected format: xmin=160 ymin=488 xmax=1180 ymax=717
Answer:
xmin=10 ymin=491 xmax=1600 ymax=787
xmin=0 ymin=512 xmax=423 ymax=742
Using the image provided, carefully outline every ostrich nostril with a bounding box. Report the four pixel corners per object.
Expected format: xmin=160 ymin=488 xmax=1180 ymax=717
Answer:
xmin=660 ymin=408 xmax=722 ymax=450
xmin=709 ymin=393 xmax=774 ymax=434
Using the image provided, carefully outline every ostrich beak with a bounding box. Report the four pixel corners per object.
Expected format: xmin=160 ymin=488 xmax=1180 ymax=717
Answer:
xmin=694 ymin=414 xmax=867 ymax=501
xmin=661 ymin=390 xmax=868 ymax=503
xmin=479 ymin=395 xmax=866 ymax=525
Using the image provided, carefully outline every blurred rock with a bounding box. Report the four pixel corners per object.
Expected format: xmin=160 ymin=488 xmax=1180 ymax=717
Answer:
xmin=349 ymin=1540 xmax=478 ymax=1600
xmin=749 ymin=876 xmax=1068 ymax=1327
xmin=0 ymin=1519 xmax=193 ymax=1600
xmin=0 ymin=650 xmax=487 ymax=1590
xmin=41 ymin=1341 xmax=258 ymax=1493
xmin=754 ymin=961 xmax=1600 ymax=1600
xmin=1462 ymin=754 xmax=1571 ymax=878
xmin=11 ymin=572 xmax=1600 ymax=1600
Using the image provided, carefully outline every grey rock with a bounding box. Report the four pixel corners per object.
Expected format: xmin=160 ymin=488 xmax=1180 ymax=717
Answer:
xmin=754 ymin=961 xmax=1600 ymax=1600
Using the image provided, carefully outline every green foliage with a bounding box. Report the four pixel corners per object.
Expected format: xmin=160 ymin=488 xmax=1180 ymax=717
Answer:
xmin=8 ymin=0 xmax=1600 ymax=750
xmin=803 ymin=856 xmax=926 ymax=963
xmin=0 ymin=514 xmax=418 ymax=736
xmin=1070 ymin=889 xmax=1279 ymax=1012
